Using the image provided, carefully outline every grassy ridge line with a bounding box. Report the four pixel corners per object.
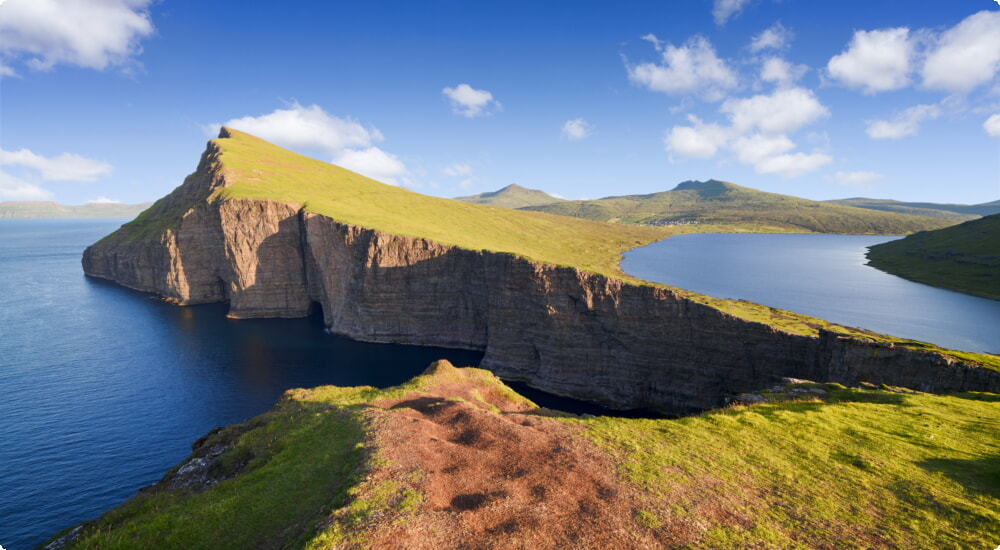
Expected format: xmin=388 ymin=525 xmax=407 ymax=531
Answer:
xmin=213 ymin=129 xmax=999 ymax=370
xmin=867 ymin=214 xmax=1000 ymax=301
xmin=522 ymin=180 xmax=956 ymax=235
xmin=214 ymin=129 xmax=668 ymax=280
xmin=827 ymin=197 xmax=1000 ymax=221
xmin=0 ymin=200 xmax=152 ymax=219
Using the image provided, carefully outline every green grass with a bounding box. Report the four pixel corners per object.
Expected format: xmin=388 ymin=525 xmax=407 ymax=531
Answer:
xmin=523 ymin=179 xmax=957 ymax=235
xmin=48 ymin=370 xmax=1000 ymax=549
xmin=583 ymin=385 xmax=1000 ymax=548
xmin=867 ymin=213 xmax=1000 ymax=300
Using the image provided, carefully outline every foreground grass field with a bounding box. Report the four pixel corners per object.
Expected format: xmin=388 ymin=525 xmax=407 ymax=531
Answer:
xmin=46 ymin=365 xmax=999 ymax=549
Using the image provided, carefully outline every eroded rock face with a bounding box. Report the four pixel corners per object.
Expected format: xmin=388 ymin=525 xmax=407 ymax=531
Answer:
xmin=82 ymin=148 xmax=1000 ymax=414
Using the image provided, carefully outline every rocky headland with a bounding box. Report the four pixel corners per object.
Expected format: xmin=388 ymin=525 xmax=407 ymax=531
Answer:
xmin=83 ymin=128 xmax=1000 ymax=415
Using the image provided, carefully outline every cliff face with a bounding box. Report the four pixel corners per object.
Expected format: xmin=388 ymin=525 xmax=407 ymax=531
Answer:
xmin=83 ymin=144 xmax=1000 ymax=414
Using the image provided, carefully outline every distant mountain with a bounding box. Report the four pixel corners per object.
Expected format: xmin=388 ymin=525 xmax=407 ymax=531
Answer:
xmin=454 ymin=184 xmax=566 ymax=208
xmin=867 ymin=213 xmax=1000 ymax=300
xmin=825 ymin=198 xmax=1000 ymax=221
xmin=521 ymin=179 xmax=955 ymax=235
xmin=0 ymin=201 xmax=153 ymax=219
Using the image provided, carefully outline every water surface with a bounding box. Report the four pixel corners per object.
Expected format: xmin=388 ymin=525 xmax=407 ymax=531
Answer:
xmin=622 ymin=233 xmax=999 ymax=355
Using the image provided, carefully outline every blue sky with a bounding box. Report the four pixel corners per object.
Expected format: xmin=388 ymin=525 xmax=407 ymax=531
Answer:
xmin=2 ymin=0 xmax=999 ymax=206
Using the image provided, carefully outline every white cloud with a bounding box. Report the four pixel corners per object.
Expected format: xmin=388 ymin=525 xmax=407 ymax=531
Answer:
xmin=827 ymin=28 xmax=913 ymax=94
xmin=0 ymin=0 xmax=154 ymax=74
xmin=866 ymin=104 xmax=942 ymax=140
xmin=985 ymin=114 xmax=1000 ymax=137
xmin=87 ymin=196 xmax=122 ymax=204
xmin=334 ymin=147 xmax=409 ymax=186
xmin=712 ymin=0 xmax=752 ymax=25
xmin=561 ymin=118 xmax=593 ymax=141
xmin=721 ymin=87 xmax=830 ymax=134
xmin=443 ymin=163 xmax=473 ymax=177
xmin=627 ymin=35 xmax=738 ymax=101
xmin=754 ymin=152 xmax=832 ymax=178
xmin=835 ymin=171 xmax=883 ymax=186
xmin=760 ymin=57 xmax=807 ymax=86
xmin=664 ymin=115 xmax=730 ymax=159
xmin=442 ymin=84 xmax=501 ymax=118
xmin=0 ymin=170 xmax=53 ymax=200
xmin=217 ymin=103 xmax=381 ymax=157
xmin=730 ymin=133 xmax=795 ymax=164
xmin=922 ymin=11 xmax=1000 ymax=93
xmin=0 ymin=148 xmax=113 ymax=181
xmin=750 ymin=22 xmax=791 ymax=53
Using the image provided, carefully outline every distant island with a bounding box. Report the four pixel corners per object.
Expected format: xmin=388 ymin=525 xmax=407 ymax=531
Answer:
xmin=867 ymin=213 xmax=1000 ymax=300
xmin=0 ymin=201 xmax=152 ymax=219
xmin=453 ymin=183 xmax=566 ymax=208
xmin=520 ymin=179 xmax=956 ymax=235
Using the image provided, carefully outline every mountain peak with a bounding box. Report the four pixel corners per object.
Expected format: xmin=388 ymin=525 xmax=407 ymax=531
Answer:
xmin=671 ymin=179 xmax=735 ymax=192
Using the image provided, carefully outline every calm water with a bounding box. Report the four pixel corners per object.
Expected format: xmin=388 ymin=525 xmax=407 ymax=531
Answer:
xmin=622 ymin=233 xmax=1000 ymax=355
xmin=0 ymin=219 xmax=484 ymax=550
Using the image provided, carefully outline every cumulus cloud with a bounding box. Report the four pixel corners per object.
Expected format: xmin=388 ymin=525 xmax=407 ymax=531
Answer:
xmin=985 ymin=114 xmax=1000 ymax=137
xmin=664 ymin=115 xmax=730 ymax=159
xmin=442 ymin=84 xmax=501 ymax=117
xmin=753 ymin=152 xmax=832 ymax=178
xmin=834 ymin=171 xmax=883 ymax=186
xmin=0 ymin=148 xmax=113 ymax=181
xmin=827 ymin=28 xmax=913 ymax=94
xmin=866 ymin=104 xmax=942 ymax=140
xmin=215 ymin=103 xmax=381 ymax=157
xmin=922 ymin=11 xmax=1000 ymax=93
xmin=443 ymin=163 xmax=473 ymax=177
xmin=721 ymin=87 xmax=830 ymax=134
xmin=750 ymin=22 xmax=792 ymax=53
xmin=729 ymin=133 xmax=795 ymax=164
xmin=627 ymin=35 xmax=738 ymax=101
xmin=0 ymin=170 xmax=53 ymax=200
xmin=712 ymin=0 xmax=752 ymax=25
xmin=0 ymin=0 xmax=154 ymax=74
xmin=760 ymin=57 xmax=807 ymax=86
xmin=334 ymin=147 xmax=410 ymax=187
xmin=561 ymin=118 xmax=593 ymax=141
xmin=212 ymin=103 xmax=416 ymax=186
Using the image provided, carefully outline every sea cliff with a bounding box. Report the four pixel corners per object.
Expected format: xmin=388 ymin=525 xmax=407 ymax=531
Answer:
xmin=83 ymin=130 xmax=1000 ymax=414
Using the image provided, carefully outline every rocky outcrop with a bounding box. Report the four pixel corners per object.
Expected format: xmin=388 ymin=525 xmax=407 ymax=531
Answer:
xmin=83 ymin=140 xmax=1000 ymax=414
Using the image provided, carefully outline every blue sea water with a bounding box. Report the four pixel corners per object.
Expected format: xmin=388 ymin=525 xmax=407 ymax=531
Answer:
xmin=0 ymin=219 xmax=484 ymax=549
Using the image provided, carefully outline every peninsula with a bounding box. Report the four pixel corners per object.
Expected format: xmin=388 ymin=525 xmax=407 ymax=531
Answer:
xmin=82 ymin=128 xmax=999 ymax=414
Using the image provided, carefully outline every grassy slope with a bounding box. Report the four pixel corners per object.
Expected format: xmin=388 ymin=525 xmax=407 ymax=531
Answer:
xmin=827 ymin=197 xmax=1000 ymax=220
xmin=48 ymin=369 xmax=999 ymax=549
xmin=522 ymin=180 xmax=956 ymax=234
xmin=0 ymin=201 xmax=152 ymax=219
xmin=866 ymin=213 xmax=1000 ymax=301
xmin=453 ymin=183 xmax=566 ymax=208
xmin=214 ymin=129 xmax=667 ymax=279
xmin=213 ymin=129 xmax=999 ymax=369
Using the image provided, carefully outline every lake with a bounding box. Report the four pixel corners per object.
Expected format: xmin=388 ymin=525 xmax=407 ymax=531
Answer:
xmin=0 ymin=219 xmax=486 ymax=549
xmin=621 ymin=233 xmax=1000 ymax=355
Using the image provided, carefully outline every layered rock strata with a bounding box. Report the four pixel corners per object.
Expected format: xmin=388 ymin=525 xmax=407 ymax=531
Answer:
xmin=83 ymin=141 xmax=1000 ymax=414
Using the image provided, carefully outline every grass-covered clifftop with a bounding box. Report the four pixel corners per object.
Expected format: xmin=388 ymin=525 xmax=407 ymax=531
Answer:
xmin=866 ymin=213 xmax=1000 ymax=301
xmin=43 ymin=363 xmax=1000 ymax=549
xmin=522 ymin=180 xmax=956 ymax=235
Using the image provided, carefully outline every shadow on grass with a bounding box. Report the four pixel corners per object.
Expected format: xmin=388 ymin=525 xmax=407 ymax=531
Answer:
xmin=916 ymin=454 xmax=1000 ymax=498
xmin=946 ymin=392 xmax=1000 ymax=403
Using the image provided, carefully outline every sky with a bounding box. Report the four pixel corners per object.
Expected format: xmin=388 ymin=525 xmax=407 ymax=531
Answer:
xmin=2 ymin=0 xmax=1000 ymax=206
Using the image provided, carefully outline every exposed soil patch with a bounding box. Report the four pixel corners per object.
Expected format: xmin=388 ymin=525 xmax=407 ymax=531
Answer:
xmin=329 ymin=365 xmax=674 ymax=549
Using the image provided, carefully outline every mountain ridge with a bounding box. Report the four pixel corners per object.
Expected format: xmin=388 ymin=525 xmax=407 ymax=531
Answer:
xmin=454 ymin=183 xmax=566 ymax=208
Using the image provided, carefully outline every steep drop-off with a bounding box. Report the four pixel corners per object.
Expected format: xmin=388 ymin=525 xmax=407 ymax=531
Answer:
xmin=83 ymin=129 xmax=999 ymax=414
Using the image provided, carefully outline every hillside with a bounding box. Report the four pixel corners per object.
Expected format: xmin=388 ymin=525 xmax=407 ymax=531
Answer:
xmin=0 ymin=200 xmax=152 ymax=219
xmin=522 ymin=180 xmax=956 ymax=234
xmin=454 ymin=183 xmax=566 ymax=208
xmin=826 ymin=197 xmax=1000 ymax=221
xmin=866 ymin=213 xmax=1000 ymax=300
xmin=43 ymin=362 xmax=1000 ymax=549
